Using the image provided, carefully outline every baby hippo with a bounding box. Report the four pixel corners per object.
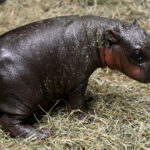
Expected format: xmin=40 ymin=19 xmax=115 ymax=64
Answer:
xmin=0 ymin=15 xmax=150 ymax=139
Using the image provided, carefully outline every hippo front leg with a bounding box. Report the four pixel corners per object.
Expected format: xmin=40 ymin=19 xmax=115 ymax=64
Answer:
xmin=68 ymin=82 xmax=95 ymax=120
xmin=0 ymin=114 xmax=50 ymax=140
xmin=68 ymin=95 xmax=95 ymax=120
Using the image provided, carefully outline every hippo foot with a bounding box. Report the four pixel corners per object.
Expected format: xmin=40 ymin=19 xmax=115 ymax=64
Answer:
xmin=68 ymin=95 xmax=95 ymax=120
xmin=73 ymin=108 xmax=95 ymax=121
xmin=85 ymin=96 xmax=94 ymax=102
xmin=0 ymin=114 xmax=50 ymax=140
xmin=25 ymin=128 xmax=50 ymax=141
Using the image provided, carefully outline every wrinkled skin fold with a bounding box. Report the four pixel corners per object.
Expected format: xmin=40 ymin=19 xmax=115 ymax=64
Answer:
xmin=0 ymin=15 xmax=150 ymax=139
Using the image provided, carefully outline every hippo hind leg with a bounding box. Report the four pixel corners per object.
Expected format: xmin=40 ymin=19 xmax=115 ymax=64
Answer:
xmin=0 ymin=90 xmax=50 ymax=140
xmin=0 ymin=114 xmax=50 ymax=140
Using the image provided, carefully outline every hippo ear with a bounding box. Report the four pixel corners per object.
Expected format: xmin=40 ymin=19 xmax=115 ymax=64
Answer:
xmin=106 ymin=30 xmax=118 ymax=44
xmin=133 ymin=19 xmax=139 ymax=27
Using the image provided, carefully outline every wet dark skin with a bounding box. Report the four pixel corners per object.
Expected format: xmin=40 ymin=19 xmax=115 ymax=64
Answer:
xmin=0 ymin=15 xmax=150 ymax=140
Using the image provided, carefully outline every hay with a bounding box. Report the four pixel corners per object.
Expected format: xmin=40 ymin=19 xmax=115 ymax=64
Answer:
xmin=0 ymin=0 xmax=150 ymax=149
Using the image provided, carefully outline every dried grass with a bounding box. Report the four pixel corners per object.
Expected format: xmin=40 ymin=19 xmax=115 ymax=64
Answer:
xmin=0 ymin=0 xmax=150 ymax=149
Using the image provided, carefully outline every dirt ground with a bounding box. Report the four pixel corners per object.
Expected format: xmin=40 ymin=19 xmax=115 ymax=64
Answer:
xmin=0 ymin=0 xmax=150 ymax=149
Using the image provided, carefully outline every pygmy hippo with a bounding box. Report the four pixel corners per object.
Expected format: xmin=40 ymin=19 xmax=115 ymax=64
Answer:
xmin=0 ymin=15 xmax=150 ymax=140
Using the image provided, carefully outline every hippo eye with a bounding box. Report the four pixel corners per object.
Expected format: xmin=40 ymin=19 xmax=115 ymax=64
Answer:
xmin=133 ymin=49 xmax=143 ymax=63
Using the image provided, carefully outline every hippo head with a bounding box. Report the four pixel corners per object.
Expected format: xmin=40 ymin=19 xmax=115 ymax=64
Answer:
xmin=100 ymin=20 xmax=150 ymax=83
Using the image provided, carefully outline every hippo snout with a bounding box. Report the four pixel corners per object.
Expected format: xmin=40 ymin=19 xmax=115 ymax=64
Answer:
xmin=140 ymin=65 xmax=150 ymax=83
